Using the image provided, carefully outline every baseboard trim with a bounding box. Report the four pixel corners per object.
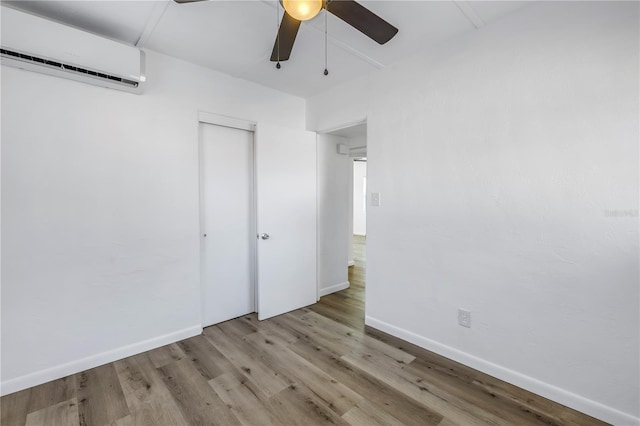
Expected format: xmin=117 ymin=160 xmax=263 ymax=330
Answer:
xmin=365 ymin=316 xmax=639 ymax=426
xmin=348 ymin=260 xmax=355 ymax=267
xmin=0 ymin=324 xmax=203 ymax=396
xmin=319 ymin=281 xmax=350 ymax=297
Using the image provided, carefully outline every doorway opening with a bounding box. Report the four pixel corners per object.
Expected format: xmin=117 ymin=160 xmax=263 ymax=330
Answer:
xmin=312 ymin=121 xmax=367 ymax=330
xmin=350 ymin=157 xmax=367 ymax=324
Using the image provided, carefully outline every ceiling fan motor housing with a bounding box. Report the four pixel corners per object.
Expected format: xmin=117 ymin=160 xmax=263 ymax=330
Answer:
xmin=270 ymin=0 xmax=398 ymax=63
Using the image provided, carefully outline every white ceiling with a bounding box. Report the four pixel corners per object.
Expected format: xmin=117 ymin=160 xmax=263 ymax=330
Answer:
xmin=3 ymin=0 xmax=531 ymax=98
xmin=328 ymin=122 xmax=367 ymax=138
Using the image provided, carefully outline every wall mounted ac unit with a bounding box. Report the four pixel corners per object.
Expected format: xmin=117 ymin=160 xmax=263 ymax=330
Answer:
xmin=1 ymin=6 xmax=145 ymax=94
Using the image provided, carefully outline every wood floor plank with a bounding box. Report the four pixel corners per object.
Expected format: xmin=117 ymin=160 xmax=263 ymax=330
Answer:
xmin=342 ymin=351 xmax=508 ymax=426
xmin=287 ymin=309 xmax=416 ymax=364
xmin=405 ymin=357 xmax=562 ymax=425
xmin=239 ymin=314 xmax=301 ymax=345
xmin=471 ymin=373 xmax=607 ymax=426
xmin=318 ymin=289 xmax=364 ymax=308
xmin=218 ymin=316 xmax=258 ymax=339
xmin=289 ymin=335 xmax=444 ymax=426
xmin=1 ymin=389 xmax=31 ymax=426
xmin=177 ymin=334 xmax=236 ymax=380
xmin=25 ymin=398 xmax=79 ymax=426
xmin=109 ymin=399 xmax=189 ymax=426
xmin=267 ymin=384 xmax=350 ymax=426
xmin=209 ymin=372 xmax=278 ymax=426
xmin=76 ymin=364 xmax=129 ymax=426
xmin=309 ymin=299 xmax=364 ymax=330
xmin=365 ymin=326 xmax=480 ymax=382
xmin=158 ymin=358 xmax=240 ymax=426
xmin=243 ymin=331 xmax=364 ymax=416
xmin=114 ymin=352 xmax=187 ymax=425
xmin=342 ymin=399 xmax=406 ymax=426
xmin=25 ymin=376 xmax=76 ymax=416
xmin=203 ymin=325 xmax=290 ymax=397
xmin=146 ymin=343 xmax=185 ymax=369
xmin=438 ymin=418 xmax=462 ymax=426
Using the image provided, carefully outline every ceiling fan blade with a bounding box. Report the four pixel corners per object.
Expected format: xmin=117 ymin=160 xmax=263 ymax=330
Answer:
xmin=327 ymin=0 xmax=398 ymax=45
xmin=270 ymin=12 xmax=301 ymax=62
xmin=173 ymin=0 xmax=207 ymax=4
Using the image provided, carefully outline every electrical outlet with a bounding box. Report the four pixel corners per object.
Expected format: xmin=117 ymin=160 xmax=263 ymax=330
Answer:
xmin=458 ymin=308 xmax=471 ymax=328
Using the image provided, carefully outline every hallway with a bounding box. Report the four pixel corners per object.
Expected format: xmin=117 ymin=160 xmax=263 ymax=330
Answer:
xmin=310 ymin=235 xmax=366 ymax=330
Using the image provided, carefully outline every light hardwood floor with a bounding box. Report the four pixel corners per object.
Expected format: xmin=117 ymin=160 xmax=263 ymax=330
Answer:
xmin=1 ymin=235 xmax=608 ymax=426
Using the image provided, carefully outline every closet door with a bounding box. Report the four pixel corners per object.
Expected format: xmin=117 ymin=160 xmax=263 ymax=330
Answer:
xmin=200 ymin=122 xmax=255 ymax=326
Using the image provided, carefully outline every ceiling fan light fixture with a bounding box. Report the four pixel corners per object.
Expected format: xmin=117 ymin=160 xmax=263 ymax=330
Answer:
xmin=282 ymin=0 xmax=323 ymax=21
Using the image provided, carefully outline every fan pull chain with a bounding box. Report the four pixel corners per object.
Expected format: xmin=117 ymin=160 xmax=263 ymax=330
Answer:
xmin=323 ymin=2 xmax=328 ymax=76
xmin=276 ymin=0 xmax=281 ymax=69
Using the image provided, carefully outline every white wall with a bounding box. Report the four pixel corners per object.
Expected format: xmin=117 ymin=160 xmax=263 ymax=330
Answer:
xmin=306 ymin=2 xmax=639 ymax=424
xmin=306 ymin=76 xmax=370 ymax=132
xmin=1 ymin=49 xmax=306 ymax=394
xmin=317 ymin=134 xmax=350 ymax=297
xmin=352 ymin=161 xmax=367 ymax=236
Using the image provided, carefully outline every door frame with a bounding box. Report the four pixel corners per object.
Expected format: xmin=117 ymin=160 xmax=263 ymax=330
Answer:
xmin=198 ymin=111 xmax=258 ymax=327
xmin=316 ymin=118 xmax=367 ymax=300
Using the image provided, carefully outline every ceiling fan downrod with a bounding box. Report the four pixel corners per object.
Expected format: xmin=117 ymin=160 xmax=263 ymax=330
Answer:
xmin=276 ymin=0 xmax=281 ymax=69
xmin=324 ymin=0 xmax=329 ymax=76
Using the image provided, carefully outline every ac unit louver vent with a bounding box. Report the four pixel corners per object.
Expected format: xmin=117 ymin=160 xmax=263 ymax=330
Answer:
xmin=1 ymin=48 xmax=140 ymax=90
xmin=1 ymin=6 xmax=145 ymax=94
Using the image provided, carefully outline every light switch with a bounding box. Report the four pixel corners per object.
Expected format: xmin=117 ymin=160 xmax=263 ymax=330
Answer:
xmin=371 ymin=192 xmax=380 ymax=207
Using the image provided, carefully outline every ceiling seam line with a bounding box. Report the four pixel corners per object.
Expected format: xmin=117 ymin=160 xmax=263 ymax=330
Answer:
xmin=453 ymin=1 xmax=485 ymax=29
xmin=135 ymin=0 xmax=172 ymax=48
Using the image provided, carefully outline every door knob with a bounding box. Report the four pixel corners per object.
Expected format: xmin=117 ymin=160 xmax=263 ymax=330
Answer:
xmin=260 ymin=233 xmax=270 ymax=240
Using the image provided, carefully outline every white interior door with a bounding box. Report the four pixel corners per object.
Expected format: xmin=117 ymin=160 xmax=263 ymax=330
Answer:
xmin=256 ymin=124 xmax=317 ymax=320
xmin=200 ymin=122 xmax=255 ymax=327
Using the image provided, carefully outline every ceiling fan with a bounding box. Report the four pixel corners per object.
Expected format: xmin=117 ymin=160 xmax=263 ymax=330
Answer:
xmin=174 ymin=0 xmax=398 ymax=64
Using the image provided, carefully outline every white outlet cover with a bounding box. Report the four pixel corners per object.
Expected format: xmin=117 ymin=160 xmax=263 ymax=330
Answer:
xmin=458 ymin=308 xmax=471 ymax=328
xmin=371 ymin=192 xmax=380 ymax=207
